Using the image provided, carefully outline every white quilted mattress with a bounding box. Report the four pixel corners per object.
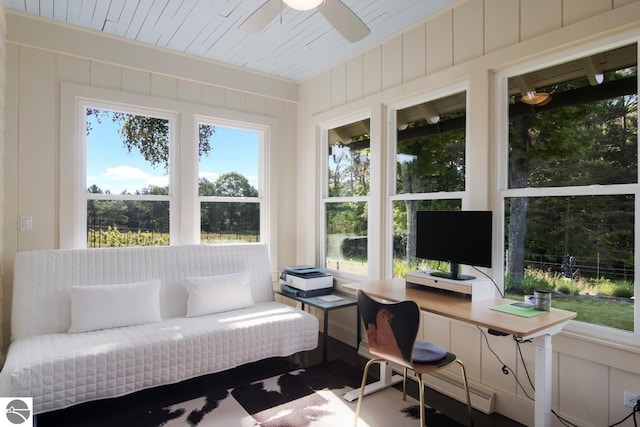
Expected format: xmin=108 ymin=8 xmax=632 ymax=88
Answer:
xmin=0 ymin=301 xmax=319 ymax=414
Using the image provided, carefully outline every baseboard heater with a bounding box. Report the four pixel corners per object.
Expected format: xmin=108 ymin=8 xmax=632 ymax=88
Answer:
xmin=419 ymin=370 xmax=496 ymax=414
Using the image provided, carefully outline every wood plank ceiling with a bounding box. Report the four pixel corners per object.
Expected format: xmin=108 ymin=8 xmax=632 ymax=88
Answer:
xmin=4 ymin=0 xmax=456 ymax=81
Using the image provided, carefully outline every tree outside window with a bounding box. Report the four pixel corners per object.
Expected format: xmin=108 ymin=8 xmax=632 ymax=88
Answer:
xmin=504 ymin=44 xmax=637 ymax=331
xmin=324 ymin=119 xmax=370 ymax=275
xmin=199 ymin=125 xmax=261 ymax=244
xmin=391 ymin=92 xmax=467 ymax=278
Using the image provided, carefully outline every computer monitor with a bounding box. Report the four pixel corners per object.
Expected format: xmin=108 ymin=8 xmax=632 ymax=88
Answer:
xmin=415 ymin=210 xmax=492 ymax=280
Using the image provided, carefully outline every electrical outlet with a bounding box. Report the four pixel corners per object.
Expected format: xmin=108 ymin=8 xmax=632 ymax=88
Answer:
xmin=624 ymin=391 xmax=639 ymax=408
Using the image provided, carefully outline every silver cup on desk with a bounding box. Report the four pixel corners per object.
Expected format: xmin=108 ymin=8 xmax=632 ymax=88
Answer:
xmin=534 ymin=290 xmax=551 ymax=311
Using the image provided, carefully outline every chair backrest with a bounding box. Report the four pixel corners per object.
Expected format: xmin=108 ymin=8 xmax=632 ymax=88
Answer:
xmin=357 ymin=290 xmax=420 ymax=367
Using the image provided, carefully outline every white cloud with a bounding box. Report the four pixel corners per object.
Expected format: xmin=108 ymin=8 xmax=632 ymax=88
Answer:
xmin=148 ymin=175 xmax=169 ymax=187
xmin=199 ymin=171 xmax=218 ymax=180
xmin=104 ymin=166 xmax=149 ymax=180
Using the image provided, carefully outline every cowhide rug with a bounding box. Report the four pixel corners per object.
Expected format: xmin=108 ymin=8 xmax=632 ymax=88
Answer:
xmin=152 ymin=361 xmax=464 ymax=427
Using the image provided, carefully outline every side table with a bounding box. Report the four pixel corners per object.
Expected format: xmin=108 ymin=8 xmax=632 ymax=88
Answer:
xmin=274 ymin=289 xmax=359 ymax=363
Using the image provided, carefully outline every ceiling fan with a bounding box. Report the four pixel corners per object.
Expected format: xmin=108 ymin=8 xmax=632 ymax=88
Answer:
xmin=239 ymin=0 xmax=370 ymax=43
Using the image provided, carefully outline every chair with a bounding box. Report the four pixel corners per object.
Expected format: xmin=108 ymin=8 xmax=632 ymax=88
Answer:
xmin=354 ymin=290 xmax=474 ymax=427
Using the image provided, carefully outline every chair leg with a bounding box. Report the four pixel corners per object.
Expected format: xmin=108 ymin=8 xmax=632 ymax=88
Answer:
xmin=402 ymin=367 xmax=408 ymax=401
xmin=354 ymin=358 xmax=383 ymax=427
xmin=455 ymin=359 xmax=474 ymax=427
xmin=417 ymin=373 xmax=425 ymax=427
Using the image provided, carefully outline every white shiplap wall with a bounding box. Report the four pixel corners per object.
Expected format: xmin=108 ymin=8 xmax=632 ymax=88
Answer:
xmin=297 ymin=1 xmax=640 ymax=426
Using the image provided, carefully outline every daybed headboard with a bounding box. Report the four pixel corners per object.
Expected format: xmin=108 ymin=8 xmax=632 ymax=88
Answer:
xmin=11 ymin=243 xmax=273 ymax=339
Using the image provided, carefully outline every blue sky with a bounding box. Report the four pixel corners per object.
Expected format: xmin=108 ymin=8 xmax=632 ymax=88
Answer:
xmin=86 ymin=111 xmax=259 ymax=194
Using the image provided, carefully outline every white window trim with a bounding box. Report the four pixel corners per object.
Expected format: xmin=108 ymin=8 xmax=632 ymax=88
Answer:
xmin=319 ymin=108 xmax=378 ymax=280
xmin=196 ymin=115 xmax=269 ymax=244
xmin=386 ymin=83 xmax=473 ymax=279
xmin=60 ymin=82 xmax=274 ymax=251
xmin=493 ymin=34 xmax=640 ymax=346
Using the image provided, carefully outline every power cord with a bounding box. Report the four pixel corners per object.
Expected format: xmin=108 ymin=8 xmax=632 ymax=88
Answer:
xmin=477 ymin=326 xmax=533 ymax=400
xmin=480 ymin=327 xmax=581 ymax=427
xmin=471 ymin=266 xmax=504 ymax=298
xmin=609 ymin=400 xmax=639 ymax=427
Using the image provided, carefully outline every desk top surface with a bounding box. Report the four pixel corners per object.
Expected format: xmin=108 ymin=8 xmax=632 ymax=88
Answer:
xmin=343 ymin=278 xmax=577 ymax=337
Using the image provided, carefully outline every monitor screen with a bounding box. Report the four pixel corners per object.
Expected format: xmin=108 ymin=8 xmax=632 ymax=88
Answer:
xmin=415 ymin=210 xmax=492 ymax=280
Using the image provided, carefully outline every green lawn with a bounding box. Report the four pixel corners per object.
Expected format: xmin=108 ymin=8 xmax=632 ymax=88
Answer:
xmin=506 ymin=292 xmax=634 ymax=331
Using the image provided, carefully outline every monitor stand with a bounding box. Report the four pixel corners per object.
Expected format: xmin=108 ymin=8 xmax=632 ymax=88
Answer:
xmin=429 ymin=270 xmax=476 ymax=281
xmin=429 ymin=262 xmax=475 ymax=281
xmin=405 ymin=270 xmax=494 ymax=301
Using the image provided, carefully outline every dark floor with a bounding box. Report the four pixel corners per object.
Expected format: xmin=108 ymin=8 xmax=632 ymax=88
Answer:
xmin=36 ymin=334 xmax=524 ymax=426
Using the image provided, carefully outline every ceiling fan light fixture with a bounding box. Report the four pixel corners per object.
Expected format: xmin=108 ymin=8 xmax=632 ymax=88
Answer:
xmin=283 ymin=0 xmax=324 ymax=11
xmin=521 ymin=90 xmax=552 ymax=106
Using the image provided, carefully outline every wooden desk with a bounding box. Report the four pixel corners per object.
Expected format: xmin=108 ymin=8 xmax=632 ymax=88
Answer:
xmin=343 ymin=278 xmax=576 ymax=427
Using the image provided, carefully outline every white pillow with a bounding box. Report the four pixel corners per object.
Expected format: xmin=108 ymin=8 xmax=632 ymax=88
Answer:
xmin=68 ymin=279 xmax=162 ymax=333
xmin=184 ymin=271 xmax=254 ymax=317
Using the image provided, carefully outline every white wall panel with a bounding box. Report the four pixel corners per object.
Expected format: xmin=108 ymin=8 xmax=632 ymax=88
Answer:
xmin=17 ymin=47 xmax=56 ymax=251
xmin=346 ymin=56 xmax=363 ymax=103
xmin=453 ymin=0 xmax=484 ymax=64
xmin=363 ymin=46 xmax=382 ymax=97
xmin=246 ymin=93 xmax=266 ymax=116
xmin=484 ymin=0 xmax=520 ymax=53
xmin=558 ymin=354 xmax=609 ymax=426
xmin=422 ymin=312 xmax=450 ymax=347
xmin=150 ymin=74 xmax=177 ymax=100
xmin=224 ymin=88 xmax=246 ymax=111
xmin=402 ymin=23 xmax=426 ymax=83
xmin=57 ymin=55 xmax=90 ymax=85
xmin=122 ymin=68 xmax=151 ymax=96
xmin=177 ymin=80 xmax=202 ymax=105
xmin=90 ymin=61 xmax=121 ymax=90
xmin=520 ymin=0 xmax=563 ymax=41
xmin=450 ymin=322 xmax=482 ymax=381
xmin=201 ymin=84 xmax=225 ymax=109
xmin=317 ymin=70 xmax=332 ymax=113
xmin=426 ymin=10 xmax=453 ymax=75
xmin=480 ymin=330 xmax=519 ymax=395
xmin=563 ymin=0 xmax=611 ymax=26
xmin=609 ymin=367 xmax=640 ymax=425
xmin=331 ymin=63 xmax=347 ymax=109
xmin=615 ymin=0 xmax=637 ymax=6
xmin=381 ymin=35 xmax=402 ymax=91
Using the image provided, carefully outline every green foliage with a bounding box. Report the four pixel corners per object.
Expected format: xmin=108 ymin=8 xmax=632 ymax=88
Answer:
xmin=199 ymin=172 xmax=259 ymax=235
xmin=86 ymin=109 xmax=214 ymax=172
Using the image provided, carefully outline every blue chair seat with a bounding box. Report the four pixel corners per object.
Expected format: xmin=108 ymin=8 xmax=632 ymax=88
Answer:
xmin=412 ymin=340 xmax=447 ymax=363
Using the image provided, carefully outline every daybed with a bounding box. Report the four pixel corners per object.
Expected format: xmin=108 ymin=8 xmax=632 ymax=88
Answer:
xmin=0 ymin=243 xmax=319 ymax=414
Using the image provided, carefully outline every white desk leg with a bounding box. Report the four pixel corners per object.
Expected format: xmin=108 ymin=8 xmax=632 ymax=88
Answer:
xmin=534 ymin=334 xmax=552 ymax=427
xmin=343 ymin=362 xmax=404 ymax=402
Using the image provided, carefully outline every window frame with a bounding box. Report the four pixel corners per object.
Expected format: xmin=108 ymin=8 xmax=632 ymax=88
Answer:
xmin=493 ymin=36 xmax=640 ymax=345
xmin=319 ymin=109 xmax=377 ymax=280
xmin=386 ymin=83 xmax=472 ymax=278
xmin=60 ymin=83 xmax=273 ymax=250
xmin=196 ymin=116 xmax=268 ymax=244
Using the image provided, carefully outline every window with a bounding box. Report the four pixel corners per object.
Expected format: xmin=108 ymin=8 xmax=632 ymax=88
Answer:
xmin=60 ymin=84 xmax=272 ymax=249
xmin=500 ymin=43 xmax=638 ymax=333
xmin=389 ymin=92 xmax=468 ymax=278
xmin=198 ymin=123 xmax=263 ymax=243
xmin=85 ymin=106 xmax=174 ymax=247
xmin=323 ymin=118 xmax=371 ymax=276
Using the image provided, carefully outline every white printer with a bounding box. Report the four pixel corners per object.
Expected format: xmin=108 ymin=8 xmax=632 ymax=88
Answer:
xmin=279 ymin=265 xmax=333 ymax=297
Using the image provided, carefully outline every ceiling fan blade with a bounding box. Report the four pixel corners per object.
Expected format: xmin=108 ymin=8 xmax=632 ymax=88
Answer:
xmin=317 ymin=0 xmax=370 ymax=43
xmin=239 ymin=0 xmax=282 ymax=33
